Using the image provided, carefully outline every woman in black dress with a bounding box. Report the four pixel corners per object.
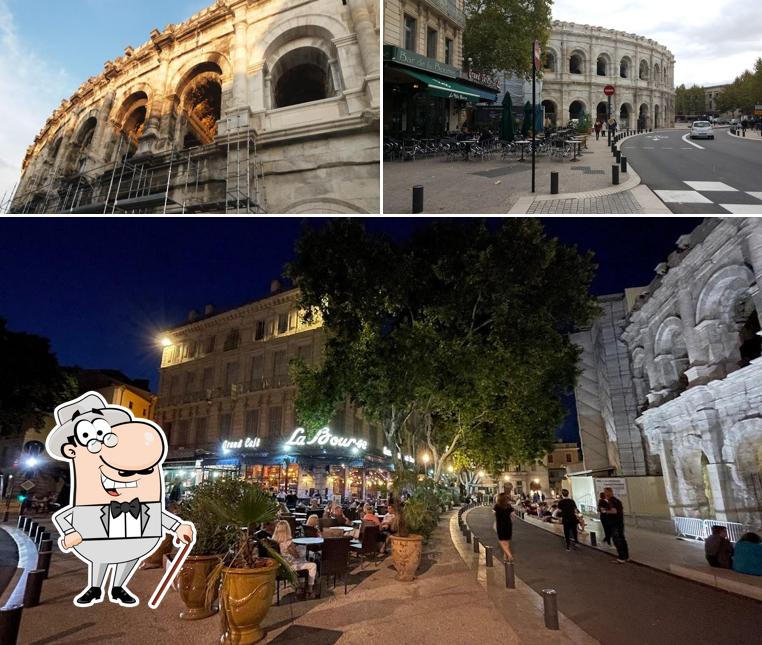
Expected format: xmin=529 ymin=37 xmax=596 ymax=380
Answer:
xmin=494 ymin=492 xmax=515 ymax=562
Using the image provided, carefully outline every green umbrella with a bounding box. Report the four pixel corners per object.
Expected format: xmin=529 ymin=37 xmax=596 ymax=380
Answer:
xmin=501 ymin=91 xmax=515 ymax=142
xmin=522 ymin=101 xmax=532 ymax=138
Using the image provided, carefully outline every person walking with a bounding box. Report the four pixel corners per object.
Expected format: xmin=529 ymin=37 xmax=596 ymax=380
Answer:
xmin=594 ymin=119 xmax=603 ymax=141
xmin=493 ymin=492 xmax=515 ymax=562
xmin=604 ymin=487 xmax=629 ymax=563
xmin=557 ymin=489 xmax=579 ymax=551
xmin=597 ymin=491 xmax=612 ymax=545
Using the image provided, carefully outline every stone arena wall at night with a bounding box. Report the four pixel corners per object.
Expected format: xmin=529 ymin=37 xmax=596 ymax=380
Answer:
xmin=542 ymin=21 xmax=676 ymax=130
xmin=11 ymin=0 xmax=380 ymax=214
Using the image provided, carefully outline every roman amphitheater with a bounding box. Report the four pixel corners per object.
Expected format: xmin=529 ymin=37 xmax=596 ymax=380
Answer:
xmin=9 ymin=0 xmax=380 ymax=214
xmin=542 ymin=21 xmax=675 ymax=130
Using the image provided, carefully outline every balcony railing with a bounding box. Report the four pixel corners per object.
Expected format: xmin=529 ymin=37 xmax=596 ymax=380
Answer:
xmin=423 ymin=0 xmax=465 ymax=27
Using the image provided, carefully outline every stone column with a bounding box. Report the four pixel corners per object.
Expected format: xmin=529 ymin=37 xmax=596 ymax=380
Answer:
xmin=231 ymin=17 xmax=249 ymax=110
xmin=696 ymin=407 xmax=735 ymax=521
xmin=139 ymin=53 xmax=172 ymax=155
xmin=346 ymin=0 xmax=379 ymax=77
xmin=740 ymin=221 xmax=762 ymax=314
xmin=676 ymin=280 xmax=707 ymax=372
xmin=89 ymin=92 xmax=116 ymax=167
xmin=329 ymin=58 xmax=343 ymax=95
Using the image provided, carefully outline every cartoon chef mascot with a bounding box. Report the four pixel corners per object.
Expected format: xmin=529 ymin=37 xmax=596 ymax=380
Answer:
xmin=47 ymin=391 xmax=195 ymax=607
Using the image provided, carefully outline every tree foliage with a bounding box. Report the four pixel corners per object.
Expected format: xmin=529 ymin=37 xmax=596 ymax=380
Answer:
xmin=675 ymin=84 xmax=706 ymax=116
xmin=285 ymin=220 xmax=598 ymax=483
xmin=0 ymin=318 xmax=78 ymax=437
xmin=716 ymin=58 xmax=762 ymax=114
xmin=463 ymin=0 xmax=553 ymax=76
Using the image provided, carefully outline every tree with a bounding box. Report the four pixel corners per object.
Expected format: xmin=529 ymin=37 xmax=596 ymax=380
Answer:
xmin=716 ymin=59 xmax=762 ymax=114
xmin=286 ymin=220 xmax=598 ymax=484
xmin=675 ymin=84 xmax=706 ymax=116
xmin=464 ymin=0 xmax=553 ymax=76
xmin=0 ymin=318 xmax=77 ymax=437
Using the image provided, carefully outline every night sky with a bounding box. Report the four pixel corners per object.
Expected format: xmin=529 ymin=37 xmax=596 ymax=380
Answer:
xmin=0 ymin=216 xmax=704 ymax=442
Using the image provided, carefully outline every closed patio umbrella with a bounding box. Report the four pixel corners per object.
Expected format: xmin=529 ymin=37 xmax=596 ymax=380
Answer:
xmin=501 ymin=91 xmax=515 ymax=142
xmin=522 ymin=101 xmax=532 ymax=138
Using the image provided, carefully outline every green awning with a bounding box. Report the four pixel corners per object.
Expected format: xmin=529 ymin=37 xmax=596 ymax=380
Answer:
xmin=403 ymin=68 xmax=481 ymax=103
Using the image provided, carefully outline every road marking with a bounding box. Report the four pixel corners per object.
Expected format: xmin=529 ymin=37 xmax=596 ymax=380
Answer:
xmin=655 ymin=190 xmax=713 ymax=204
xmin=664 ymin=147 xmax=673 ymax=149
xmin=719 ymin=204 xmax=762 ymax=214
xmin=643 ymin=146 xmax=655 ymax=149
xmin=681 ymin=133 xmax=705 ymax=150
xmin=747 ymin=192 xmax=762 ymax=201
xmin=684 ymin=181 xmax=737 ymax=192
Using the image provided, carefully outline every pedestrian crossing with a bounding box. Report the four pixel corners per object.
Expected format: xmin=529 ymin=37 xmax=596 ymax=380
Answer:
xmin=654 ymin=181 xmax=762 ymax=214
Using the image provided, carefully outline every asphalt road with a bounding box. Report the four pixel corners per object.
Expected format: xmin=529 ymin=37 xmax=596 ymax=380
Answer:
xmin=467 ymin=507 xmax=762 ymax=645
xmin=0 ymin=528 xmax=18 ymax=597
xmin=622 ymin=128 xmax=762 ymax=214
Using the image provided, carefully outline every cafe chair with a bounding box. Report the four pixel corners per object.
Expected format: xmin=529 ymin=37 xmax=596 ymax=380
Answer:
xmin=318 ymin=536 xmax=351 ymax=596
xmin=268 ymin=542 xmax=310 ymax=606
xmin=319 ymin=516 xmax=333 ymax=530
xmin=350 ymin=524 xmax=380 ymax=568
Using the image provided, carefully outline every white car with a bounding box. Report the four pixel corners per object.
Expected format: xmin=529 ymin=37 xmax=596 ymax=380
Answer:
xmin=690 ymin=121 xmax=715 ymax=140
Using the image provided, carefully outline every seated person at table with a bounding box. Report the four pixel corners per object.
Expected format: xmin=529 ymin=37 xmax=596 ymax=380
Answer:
xmin=732 ymin=532 xmax=762 ymax=576
xmin=330 ymin=505 xmax=351 ymax=527
xmin=380 ymin=507 xmax=398 ymax=534
xmin=705 ymin=525 xmax=734 ymax=569
xmin=254 ymin=521 xmax=276 ymax=540
xmin=272 ymin=520 xmax=318 ymax=597
xmin=309 ymin=498 xmax=321 ymax=510
xmin=361 ymin=503 xmax=381 ymax=526
xmin=285 ymin=492 xmax=298 ymax=508
xmin=304 ymin=514 xmax=322 ymax=536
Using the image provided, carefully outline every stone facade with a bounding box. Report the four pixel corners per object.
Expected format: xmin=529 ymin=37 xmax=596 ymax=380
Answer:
xmin=622 ymin=219 xmax=762 ymax=527
xmin=541 ymin=21 xmax=675 ymax=130
xmin=11 ymin=0 xmax=380 ymax=214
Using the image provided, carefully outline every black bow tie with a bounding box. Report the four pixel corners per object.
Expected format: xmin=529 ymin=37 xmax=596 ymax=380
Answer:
xmin=110 ymin=498 xmax=141 ymax=519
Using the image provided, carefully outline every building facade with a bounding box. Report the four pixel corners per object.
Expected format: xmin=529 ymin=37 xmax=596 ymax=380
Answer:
xmin=155 ymin=284 xmax=389 ymax=501
xmin=541 ymin=21 xmax=675 ymax=130
xmin=383 ymin=0 xmax=497 ymax=137
xmin=704 ymin=84 xmax=728 ymax=117
xmin=11 ymin=0 xmax=379 ymax=215
xmin=621 ymin=219 xmax=762 ymax=528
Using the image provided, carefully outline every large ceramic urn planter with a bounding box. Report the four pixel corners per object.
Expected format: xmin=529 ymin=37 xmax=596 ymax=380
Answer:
xmin=219 ymin=558 xmax=278 ymax=644
xmin=390 ymin=534 xmax=424 ymax=582
xmin=177 ymin=554 xmax=221 ymax=620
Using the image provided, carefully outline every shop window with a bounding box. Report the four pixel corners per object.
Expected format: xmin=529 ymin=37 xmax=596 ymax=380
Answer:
xmin=262 ymin=465 xmax=282 ymax=491
xmin=445 ymin=38 xmax=453 ymax=65
xmin=404 ymin=14 xmax=417 ymax=52
xmin=269 ymin=406 xmax=283 ymax=436
xmin=426 ymin=28 xmax=437 ymax=59
xmin=254 ymin=319 xmax=265 ymax=341
xmin=245 ymin=408 xmax=260 ymax=435
xmin=204 ymin=335 xmax=216 ymax=354
xmin=195 ymin=417 xmax=208 ymax=445
xmin=278 ymin=313 xmax=288 ymax=334
xmin=218 ymin=414 xmax=232 ymax=440
xmin=223 ymin=328 xmax=240 ymax=351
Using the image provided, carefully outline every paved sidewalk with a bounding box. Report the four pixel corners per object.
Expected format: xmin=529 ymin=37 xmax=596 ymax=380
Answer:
xmin=384 ymin=133 xmax=672 ymax=214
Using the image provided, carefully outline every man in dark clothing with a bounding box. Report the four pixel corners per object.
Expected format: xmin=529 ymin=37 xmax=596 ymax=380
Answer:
xmin=705 ymin=525 xmax=734 ymax=568
xmin=597 ymin=492 xmax=612 ymax=544
xmin=604 ymin=487 xmax=629 ymax=562
xmin=557 ymin=489 xmax=579 ymax=550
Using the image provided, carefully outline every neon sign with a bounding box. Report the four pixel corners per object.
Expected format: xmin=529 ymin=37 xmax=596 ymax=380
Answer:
xmin=383 ymin=446 xmax=415 ymax=464
xmin=222 ymin=437 xmax=261 ymax=450
xmin=285 ymin=427 xmax=368 ymax=451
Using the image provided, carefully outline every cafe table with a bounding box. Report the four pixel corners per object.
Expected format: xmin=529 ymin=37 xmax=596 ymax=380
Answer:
xmin=516 ymin=140 xmax=532 ymax=162
xmin=569 ymin=139 xmax=583 ymax=161
xmin=332 ymin=526 xmax=355 ymax=532
xmin=292 ymin=537 xmax=323 ymax=546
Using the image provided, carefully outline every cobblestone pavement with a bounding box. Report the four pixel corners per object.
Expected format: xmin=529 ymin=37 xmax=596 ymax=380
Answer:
xmin=526 ymin=190 xmax=643 ymax=214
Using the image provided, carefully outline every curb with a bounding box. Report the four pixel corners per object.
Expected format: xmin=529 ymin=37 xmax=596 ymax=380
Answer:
xmin=728 ymin=129 xmax=762 ymax=142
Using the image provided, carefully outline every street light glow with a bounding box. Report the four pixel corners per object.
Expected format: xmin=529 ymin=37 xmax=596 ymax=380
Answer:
xmin=503 ymin=475 xmax=510 ymax=481
xmin=447 ymin=465 xmax=454 ymax=473
xmin=478 ymin=470 xmax=485 ymax=478
xmin=159 ymin=336 xmax=173 ymax=347
xmin=422 ymin=453 xmax=430 ymax=464
xmin=25 ymin=456 xmax=38 ymax=468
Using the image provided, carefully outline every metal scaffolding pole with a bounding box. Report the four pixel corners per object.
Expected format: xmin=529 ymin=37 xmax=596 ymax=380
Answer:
xmin=103 ymin=136 xmax=124 ymax=214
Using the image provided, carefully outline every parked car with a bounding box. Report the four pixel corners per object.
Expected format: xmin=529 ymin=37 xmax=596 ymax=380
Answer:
xmin=690 ymin=121 xmax=715 ymax=139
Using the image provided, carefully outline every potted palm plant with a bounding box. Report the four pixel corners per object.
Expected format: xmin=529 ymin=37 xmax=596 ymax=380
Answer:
xmin=174 ymin=479 xmax=240 ymax=620
xmin=198 ymin=481 xmax=295 ymax=644
xmin=390 ymin=479 xmax=439 ymax=582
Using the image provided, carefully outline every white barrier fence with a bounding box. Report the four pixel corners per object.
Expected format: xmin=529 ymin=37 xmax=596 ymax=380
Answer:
xmin=673 ymin=516 xmax=749 ymax=543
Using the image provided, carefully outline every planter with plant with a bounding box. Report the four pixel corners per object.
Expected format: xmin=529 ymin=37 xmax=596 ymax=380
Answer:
xmin=174 ymin=479 xmax=240 ymax=620
xmin=198 ymin=482 xmax=296 ymax=644
xmin=390 ymin=482 xmax=440 ymax=582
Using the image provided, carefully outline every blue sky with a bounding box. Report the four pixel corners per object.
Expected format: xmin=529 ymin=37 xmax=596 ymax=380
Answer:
xmin=0 ymin=0 xmax=210 ymax=200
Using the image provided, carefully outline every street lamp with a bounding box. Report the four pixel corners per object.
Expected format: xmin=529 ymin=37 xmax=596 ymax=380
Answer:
xmin=159 ymin=336 xmax=173 ymax=347
xmin=477 ymin=470 xmax=485 ymax=479
xmin=421 ymin=453 xmax=430 ymax=477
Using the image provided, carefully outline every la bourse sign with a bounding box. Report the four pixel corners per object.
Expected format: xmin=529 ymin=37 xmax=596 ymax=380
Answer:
xmin=223 ymin=427 xmax=368 ymax=453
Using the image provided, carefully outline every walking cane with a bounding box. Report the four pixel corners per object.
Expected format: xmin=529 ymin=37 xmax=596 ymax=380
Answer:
xmin=148 ymin=536 xmax=195 ymax=609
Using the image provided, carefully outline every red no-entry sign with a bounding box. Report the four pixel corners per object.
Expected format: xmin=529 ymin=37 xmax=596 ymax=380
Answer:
xmin=604 ymin=85 xmax=616 ymax=96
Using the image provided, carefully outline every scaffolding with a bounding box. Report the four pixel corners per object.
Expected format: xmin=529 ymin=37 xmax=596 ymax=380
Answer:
xmin=225 ymin=112 xmax=266 ymax=214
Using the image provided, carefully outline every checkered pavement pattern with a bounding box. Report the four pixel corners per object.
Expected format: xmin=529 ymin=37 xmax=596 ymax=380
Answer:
xmin=654 ymin=182 xmax=762 ymax=214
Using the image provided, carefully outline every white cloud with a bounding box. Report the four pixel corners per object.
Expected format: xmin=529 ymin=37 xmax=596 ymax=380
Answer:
xmin=552 ymin=0 xmax=762 ymax=87
xmin=0 ymin=0 xmax=75 ymax=207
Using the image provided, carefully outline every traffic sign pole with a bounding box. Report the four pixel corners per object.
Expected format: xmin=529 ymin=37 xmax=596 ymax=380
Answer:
xmin=604 ymin=85 xmax=616 ymax=145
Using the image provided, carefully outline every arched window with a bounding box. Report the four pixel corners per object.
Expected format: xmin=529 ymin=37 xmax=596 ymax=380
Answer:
xmin=569 ymin=53 xmax=584 ymax=75
xmin=272 ymin=47 xmax=333 ymax=108
xmin=639 ymin=60 xmax=649 ymax=80
xmin=177 ymin=63 xmax=223 ymax=149
xmin=596 ymin=54 xmax=610 ymax=76
xmin=74 ymin=117 xmax=97 ymax=173
xmin=735 ymin=295 xmax=761 ymax=366
xmin=653 ymin=63 xmax=661 ymax=85
xmin=620 ymin=57 xmax=631 ymax=79
xmin=117 ymin=92 xmax=149 ymax=158
xmin=543 ymin=51 xmax=556 ymax=73
xmin=541 ymin=100 xmax=557 ymax=126
xmin=569 ymin=100 xmax=585 ymax=121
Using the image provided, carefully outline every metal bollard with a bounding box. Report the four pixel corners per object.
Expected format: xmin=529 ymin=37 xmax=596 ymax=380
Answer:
xmin=542 ymin=589 xmax=560 ymax=630
xmin=37 ymin=531 xmax=51 ymax=549
xmin=20 ymin=517 xmax=31 ymax=533
xmin=473 ymin=535 xmax=480 ymax=553
xmin=620 ymin=156 xmax=628 ymax=173
xmin=37 ymin=549 xmax=52 ymax=579
xmin=23 ymin=569 xmax=46 ymax=608
xmin=550 ymin=171 xmax=559 ymax=195
xmin=590 ymin=531 xmax=597 ymax=547
xmin=612 ymin=165 xmax=620 ymax=185
xmin=485 ymin=545 xmax=494 ymax=567
xmin=32 ymin=524 xmax=43 ymax=542
xmin=0 ymin=604 xmax=23 ymax=645
xmin=615 ymin=150 xmax=621 ymax=164
xmin=412 ymin=185 xmax=424 ymax=214
xmin=17 ymin=515 xmax=25 ymax=529
xmin=2 ymin=510 xmax=8 ymax=523
xmin=504 ymin=560 xmax=515 ymax=589
xmin=612 ymin=144 xmax=618 ymax=156
xmin=26 ymin=521 xmax=37 ymax=537
xmin=466 ymin=529 xmax=472 ymax=544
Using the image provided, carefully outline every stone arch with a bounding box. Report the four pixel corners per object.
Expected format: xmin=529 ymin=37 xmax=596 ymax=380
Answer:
xmin=568 ymin=99 xmax=586 ymax=122
xmin=173 ymin=62 xmax=224 ymax=149
xmin=654 ymin=316 xmax=689 ymax=388
xmin=695 ymin=264 xmax=755 ymax=324
xmin=569 ymin=49 xmax=586 ymax=75
xmin=172 ymin=52 xmax=233 ymax=92
xmin=255 ymin=14 xmax=348 ymax=63
xmin=653 ymin=63 xmax=661 ymax=84
xmin=596 ymin=52 xmax=612 ymax=76
xmin=596 ymin=101 xmax=608 ymax=123
xmin=541 ymin=99 xmax=557 ymax=126
xmin=654 ymin=104 xmax=661 ymax=129
xmin=620 ymin=56 xmax=632 ymax=79
xmin=113 ymin=91 xmax=150 ymax=158
xmin=619 ymin=102 xmax=632 ymax=128
xmin=543 ymin=48 xmax=558 ymax=73
xmin=639 ymin=59 xmax=650 ymax=80
xmin=638 ymin=103 xmax=650 ymax=129
xmin=631 ymin=346 xmax=651 ymax=407
xmin=678 ymin=446 xmax=714 ymax=518
xmin=283 ymin=197 xmax=368 ymax=214
xmin=724 ymin=419 xmax=762 ymax=525
xmin=63 ymin=114 xmax=98 ymax=174
xmin=268 ymin=35 xmax=339 ymax=109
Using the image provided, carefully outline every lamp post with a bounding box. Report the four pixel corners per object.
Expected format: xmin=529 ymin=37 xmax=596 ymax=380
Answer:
xmin=421 ymin=453 xmax=430 ymax=478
